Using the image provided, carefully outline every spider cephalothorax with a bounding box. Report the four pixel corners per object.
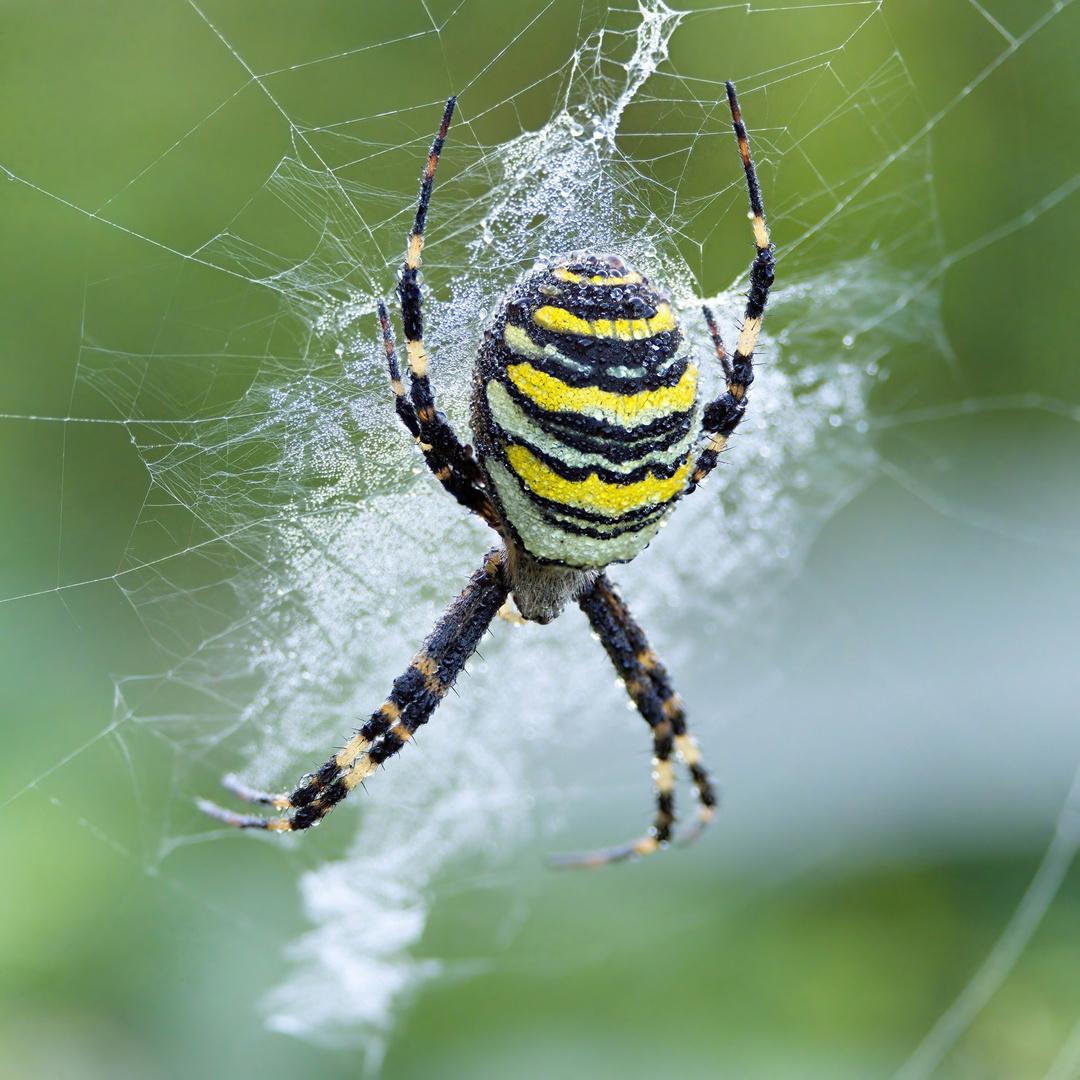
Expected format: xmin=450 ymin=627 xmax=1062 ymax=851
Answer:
xmin=200 ymin=84 xmax=774 ymax=865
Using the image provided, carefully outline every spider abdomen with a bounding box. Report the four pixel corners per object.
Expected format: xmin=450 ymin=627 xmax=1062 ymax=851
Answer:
xmin=472 ymin=253 xmax=700 ymax=569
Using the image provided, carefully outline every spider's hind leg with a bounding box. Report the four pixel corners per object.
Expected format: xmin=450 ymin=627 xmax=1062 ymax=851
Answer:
xmin=686 ymin=81 xmax=774 ymax=495
xmin=379 ymin=99 xmax=501 ymax=531
xmin=551 ymin=574 xmax=718 ymax=868
xmin=378 ymin=299 xmax=500 ymax=529
xmin=199 ymin=548 xmax=510 ymax=832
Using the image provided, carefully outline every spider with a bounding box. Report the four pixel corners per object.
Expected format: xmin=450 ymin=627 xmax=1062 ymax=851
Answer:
xmin=198 ymin=82 xmax=774 ymax=866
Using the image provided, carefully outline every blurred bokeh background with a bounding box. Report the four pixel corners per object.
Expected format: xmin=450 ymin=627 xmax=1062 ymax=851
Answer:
xmin=2 ymin=1 xmax=1079 ymax=1078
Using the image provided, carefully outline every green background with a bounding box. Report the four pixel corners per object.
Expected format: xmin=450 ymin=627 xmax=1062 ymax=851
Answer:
xmin=2 ymin=1 xmax=1080 ymax=1078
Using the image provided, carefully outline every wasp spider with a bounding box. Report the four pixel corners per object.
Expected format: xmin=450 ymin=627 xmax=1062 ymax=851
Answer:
xmin=199 ymin=83 xmax=774 ymax=866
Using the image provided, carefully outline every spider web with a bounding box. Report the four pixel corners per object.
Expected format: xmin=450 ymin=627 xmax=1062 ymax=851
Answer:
xmin=1 ymin=0 xmax=1078 ymax=1073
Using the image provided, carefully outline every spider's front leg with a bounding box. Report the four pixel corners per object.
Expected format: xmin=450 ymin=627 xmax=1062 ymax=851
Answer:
xmin=199 ymin=549 xmax=510 ymax=831
xmin=382 ymin=97 xmax=501 ymax=531
xmin=551 ymin=574 xmax=718 ymax=867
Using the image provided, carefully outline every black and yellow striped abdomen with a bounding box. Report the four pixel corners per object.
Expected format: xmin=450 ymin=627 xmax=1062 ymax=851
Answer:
xmin=471 ymin=253 xmax=700 ymax=568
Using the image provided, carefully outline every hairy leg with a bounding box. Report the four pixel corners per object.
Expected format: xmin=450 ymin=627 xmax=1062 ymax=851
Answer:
xmin=687 ymin=81 xmax=774 ymax=494
xmin=382 ymin=99 xmax=501 ymax=529
xmin=553 ymin=574 xmax=717 ymax=866
xmin=199 ymin=548 xmax=510 ymax=831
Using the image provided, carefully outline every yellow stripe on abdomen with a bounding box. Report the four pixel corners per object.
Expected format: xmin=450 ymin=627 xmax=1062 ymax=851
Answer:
xmin=505 ymin=444 xmax=691 ymax=516
xmin=531 ymin=303 xmax=677 ymax=340
xmin=550 ymin=267 xmax=643 ymax=286
xmin=505 ymin=362 xmax=697 ymax=428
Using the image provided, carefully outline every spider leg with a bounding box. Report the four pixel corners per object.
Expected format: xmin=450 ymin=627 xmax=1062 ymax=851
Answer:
xmin=378 ymin=299 xmax=500 ymax=529
xmin=198 ymin=548 xmax=510 ymax=832
xmin=551 ymin=574 xmax=718 ymax=867
xmin=385 ymin=98 xmax=501 ymax=531
xmin=686 ymin=81 xmax=775 ymax=495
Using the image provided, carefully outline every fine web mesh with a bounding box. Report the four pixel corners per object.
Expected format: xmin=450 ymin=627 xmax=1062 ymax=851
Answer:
xmin=2 ymin=0 xmax=1078 ymax=1070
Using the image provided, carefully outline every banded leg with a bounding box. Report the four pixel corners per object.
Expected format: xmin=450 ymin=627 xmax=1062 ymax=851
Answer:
xmin=552 ymin=574 xmax=718 ymax=867
xmin=198 ymin=548 xmax=510 ymax=831
xmin=379 ymin=300 xmax=500 ymax=528
xmin=687 ymin=81 xmax=775 ymax=494
xmin=386 ymin=98 xmax=500 ymax=530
